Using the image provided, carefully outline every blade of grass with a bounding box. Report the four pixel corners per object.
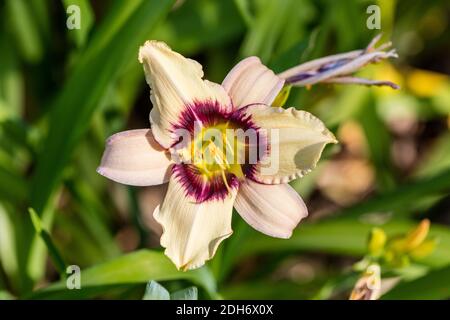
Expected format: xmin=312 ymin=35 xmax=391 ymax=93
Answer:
xmin=30 ymin=0 xmax=174 ymax=214
xmin=0 ymin=290 xmax=15 ymax=300
xmin=0 ymin=201 xmax=31 ymax=294
xmin=29 ymin=208 xmax=66 ymax=278
xmin=240 ymin=0 xmax=295 ymax=62
xmin=66 ymin=180 xmax=120 ymax=259
xmin=357 ymin=94 xmax=396 ymax=190
xmin=382 ymin=265 xmax=450 ymax=300
xmin=221 ymin=219 xmax=450 ymax=280
xmin=54 ymin=210 xmax=109 ymax=266
xmin=220 ymin=168 xmax=450 ymax=281
xmin=333 ymin=168 xmax=450 ymax=219
xmin=0 ymin=204 xmax=20 ymax=292
xmin=28 ymin=250 xmax=217 ymax=299
xmin=26 ymin=192 xmax=58 ymax=286
xmin=0 ymin=33 xmax=24 ymax=118
xmin=221 ymin=281 xmax=311 ymax=300
xmin=233 ymin=0 xmax=254 ymax=27
xmin=269 ymin=33 xmax=315 ymax=74
xmin=151 ymin=0 xmax=245 ymax=56
xmin=27 ymin=0 xmax=51 ymax=43
xmin=80 ymin=0 xmax=146 ymax=62
xmin=413 ymin=132 xmax=450 ymax=179
xmin=0 ymin=166 xmax=28 ymax=204
xmin=27 ymin=2 xmax=173 ymax=283
xmin=5 ymin=0 xmax=44 ymax=63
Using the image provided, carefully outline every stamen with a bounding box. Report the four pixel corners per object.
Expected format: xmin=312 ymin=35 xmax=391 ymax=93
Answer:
xmin=172 ymin=100 xmax=258 ymax=202
xmin=220 ymin=169 xmax=232 ymax=194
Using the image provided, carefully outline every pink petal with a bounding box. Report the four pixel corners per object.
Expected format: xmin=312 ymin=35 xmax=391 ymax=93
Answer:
xmin=97 ymin=129 xmax=173 ymax=186
xmin=234 ymin=179 xmax=308 ymax=238
xmin=222 ymin=56 xmax=284 ymax=109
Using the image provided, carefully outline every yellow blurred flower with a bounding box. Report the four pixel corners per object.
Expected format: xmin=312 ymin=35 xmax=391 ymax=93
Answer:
xmin=368 ymin=228 xmax=387 ymax=258
xmin=407 ymin=69 xmax=448 ymax=97
xmin=384 ymin=219 xmax=437 ymax=267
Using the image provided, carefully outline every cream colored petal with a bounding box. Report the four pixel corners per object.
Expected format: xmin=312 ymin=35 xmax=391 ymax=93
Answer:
xmin=222 ymin=56 xmax=284 ymax=109
xmin=154 ymin=174 xmax=236 ymax=270
xmin=235 ymin=179 xmax=307 ymax=238
xmin=97 ymin=129 xmax=173 ymax=186
xmin=139 ymin=41 xmax=232 ymax=148
xmin=247 ymin=105 xmax=337 ymax=184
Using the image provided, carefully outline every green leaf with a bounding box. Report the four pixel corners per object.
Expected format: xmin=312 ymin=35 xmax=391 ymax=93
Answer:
xmin=171 ymin=286 xmax=198 ymax=300
xmin=221 ymin=197 xmax=450 ymax=281
xmin=5 ymin=0 xmax=44 ymax=63
xmin=0 ymin=204 xmax=19 ymax=289
xmin=240 ymin=0 xmax=295 ymax=61
xmin=27 ymin=194 xmax=58 ymax=285
xmin=413 ymin=132 xmax=450 ymax=179
xmin=28 ymin=0 xmax=51 ymax=43
xmin=29 ymin=250 xmax=216 ymax=299
xmin=28 ymin=208 xmax=67 ymax=278
xmin=269 ymin=32 xmax=315 ymax=74
xmin=151 ymin=0 xmax=245 ymax=56
xmin=221 ymin=281 xmax=311 ymax=300
xmin=233 ymin=0 xmax=254 ymax=27
xmin=143 ymin=281 xmax=170 ymax=300
xmin=382 ymin=265 xmax=450 ymax=300
xmin=321 ymin=85 xmax=370 ymax=127
xmin=0 ymin=201 xmax=33 ymax=294
xmin=0 ymin=166 xmax=28 ymax=204
xmin=357 ymin=94 xmax=395 ymax=190
xmin=30 ymin=0 xmax=174 ymax=213
xmin=29 ymin=208 xmax=42 ymax=233
xmin=27 ymin=1 xmax=172 ymax=289
xmin=67 ymin=180 xmax=120 ymax=259
xmin=227 ymin=219 xmax=450 ymax=275
xmin=0 ymin=290 xmax=15 ymax=300
xmin=0 ymin=33 xmax=24 ymax=118
xmin=333 ymin=168 xmax=450 ymax=219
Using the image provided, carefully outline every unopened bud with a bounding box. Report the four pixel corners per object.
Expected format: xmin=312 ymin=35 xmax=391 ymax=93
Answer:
xmin=350 ymin=264 xmax=381 ymax=300
xmin=404 ymin=219 xmax=430 ymax=251
xmin=272 ymin=85 xmax=292 ymax=107
xmin=410 ymin=238 xmax=438 ymax=259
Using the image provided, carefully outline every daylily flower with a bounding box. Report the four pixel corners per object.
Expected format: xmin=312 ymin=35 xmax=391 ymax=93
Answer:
xmin=97 ymin=41 xmax=338 ymax=270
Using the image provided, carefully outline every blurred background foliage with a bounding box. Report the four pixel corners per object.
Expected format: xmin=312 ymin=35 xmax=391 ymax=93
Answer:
xmin=0 ymin=0 xmax=449 ymax=300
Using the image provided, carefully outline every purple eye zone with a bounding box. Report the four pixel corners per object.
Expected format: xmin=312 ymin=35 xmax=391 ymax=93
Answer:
xmin=170 ymin=100 xmax=266 ymax=202
xmin=172 ymin=164 xmax=240 ymax=203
